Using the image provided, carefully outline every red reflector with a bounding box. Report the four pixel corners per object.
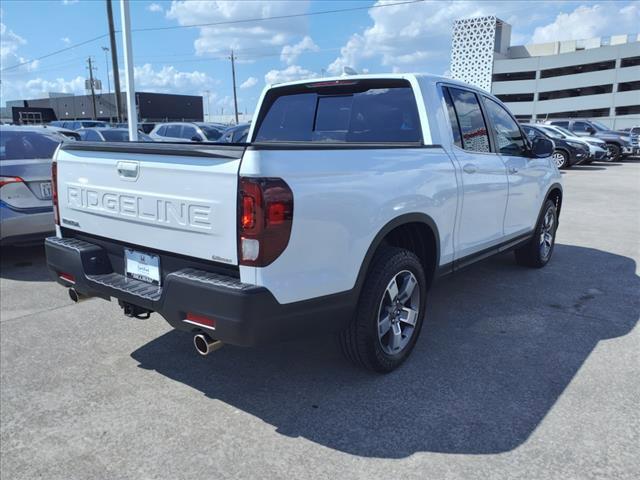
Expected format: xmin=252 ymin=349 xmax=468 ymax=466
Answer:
xmin=59 ymin=272 xmax=75 ymax=283
xmin=184 ymin=313 xmax=216 ymax=329
xmin=268 ymin=202 xmax=286 ymax=225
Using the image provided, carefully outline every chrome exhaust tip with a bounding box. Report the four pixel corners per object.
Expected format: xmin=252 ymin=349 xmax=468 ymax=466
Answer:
xmin=193 ymin=334 xmax=224 ymax=356
xmin=68 ymin=288 xmax=90 ymax=303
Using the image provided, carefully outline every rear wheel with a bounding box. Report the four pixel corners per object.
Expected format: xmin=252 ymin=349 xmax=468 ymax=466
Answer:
xmin=552 ymin=150 xmax=569 ymax=169
xmin=339 ymin=246 xmax=427 ymax=373
xmin=514 ymin=199 xmax=558 ymax=268
xmin=605 ymin=143 xmax=621 ymax=162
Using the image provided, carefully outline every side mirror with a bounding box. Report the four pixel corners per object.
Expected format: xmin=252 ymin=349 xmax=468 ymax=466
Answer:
xmin=191 ymin=135 xmax=203 ymax=142
xmin=531 ymin=136 xmax=554 ymax=158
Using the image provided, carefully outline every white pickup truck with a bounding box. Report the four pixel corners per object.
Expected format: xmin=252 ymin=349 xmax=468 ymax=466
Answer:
xmin=46 ymin=74 xmax=562 ymax=372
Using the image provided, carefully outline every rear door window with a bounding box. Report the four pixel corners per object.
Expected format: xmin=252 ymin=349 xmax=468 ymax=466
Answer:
xmin=165 ymin=125 xmax=182 ymax=138
xmin=255 ymin=81 xmax=422 ymax=143
xmin=447 ymin=87 xmax=491 ymax=153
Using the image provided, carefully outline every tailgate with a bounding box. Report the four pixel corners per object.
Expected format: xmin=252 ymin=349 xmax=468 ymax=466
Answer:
xmin=55 ymin=142 xmax=245 ymax=264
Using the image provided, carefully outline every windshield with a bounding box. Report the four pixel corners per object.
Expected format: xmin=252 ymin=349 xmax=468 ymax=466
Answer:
xmin=590 ymin=121 xmax=608 ymax=131
xmin=81 ymin=121 xmax=109 ymax=128
xmin=100 ymin=130 xmax=130 ymax=142
xmin=554 ymin=126 xmax=574 ymax=137
xmin=200 ymin=126 xmax=223 ymax=141
xmin=539 ymin=126 xmax=564 ymax=139
xmin=0 ymin=131 xmax=60 ymax=160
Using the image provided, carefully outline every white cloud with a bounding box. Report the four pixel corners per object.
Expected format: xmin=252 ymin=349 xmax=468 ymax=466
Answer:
xmin=280 ymin=35 xmax=319 ymax=65
xmin=240 ymin=76 xmax=258 ymax=89
xmin=132 ymin=64 xmax=215 ymax=94
xmin=0 ymin=18 xmax=38 ymax=73
xmin=147 ymin=3 xmax=163 ymax=13
xmin=61 ymin=37 xmax=71 ymax=45
xmin=264 ymin=65 xmax=316 ymax=85
xmin=165 ymin=0 xmax=310 ymax=58
xmin=531 ymin=4 xmax=640 ymax=44
xmin=326 ymin=0 xmax=525 ymax=75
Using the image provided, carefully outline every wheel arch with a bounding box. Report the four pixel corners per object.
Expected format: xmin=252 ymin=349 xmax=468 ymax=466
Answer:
xmin=353 ymin=213 xmax=440 ymax=296
xmin=544 ymin=183 xmax=563 ymax=220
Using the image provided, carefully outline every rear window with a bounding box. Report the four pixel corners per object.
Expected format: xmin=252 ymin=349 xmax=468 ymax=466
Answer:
xmin=254 ymin=81 xmax=422 ymax=143
xmin=0 ymin=131 xmax=60 ymax=160
xmin=100 ymin=130 xmax=130 ymax=142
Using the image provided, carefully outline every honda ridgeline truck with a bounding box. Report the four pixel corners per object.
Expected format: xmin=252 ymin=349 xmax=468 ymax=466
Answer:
xmin=45 ymin=74 xmax=562 ymax=372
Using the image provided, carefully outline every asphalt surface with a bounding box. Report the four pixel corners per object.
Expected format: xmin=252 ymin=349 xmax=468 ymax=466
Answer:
xmin=1 ymin=159 xmax=639 ymax=479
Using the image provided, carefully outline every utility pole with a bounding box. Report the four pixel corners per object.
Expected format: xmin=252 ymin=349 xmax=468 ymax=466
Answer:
xmin=106 ymin=0 xmax=123 ymax=123
xmin=120 ymin=0 xmax=138 ymax=140
xmin=229 ymin=49 xmax=239 ymax=124
xmin=87 ymin=57 xmax=98 ymax=120
xmin=101 ymin=46 xmax=112 ymax=122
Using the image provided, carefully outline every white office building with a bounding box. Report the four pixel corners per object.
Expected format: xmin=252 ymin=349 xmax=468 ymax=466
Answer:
xmin=450 ymin=16 xmax=640 ymax=129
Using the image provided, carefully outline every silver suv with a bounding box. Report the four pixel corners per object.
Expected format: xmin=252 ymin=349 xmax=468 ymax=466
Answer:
xmin=148 ymin=122 xmax=226 ymax=142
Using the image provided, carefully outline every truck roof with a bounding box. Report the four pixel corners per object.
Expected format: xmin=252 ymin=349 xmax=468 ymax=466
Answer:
xmin=265 ymin=72 xmax=477 ymax=91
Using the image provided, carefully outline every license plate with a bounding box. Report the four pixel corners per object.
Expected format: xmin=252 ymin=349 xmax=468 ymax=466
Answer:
xmin=125 ymin=249 xmax=161 ymax=285
xmin=40 ymin=182 xmax=52 ymax=199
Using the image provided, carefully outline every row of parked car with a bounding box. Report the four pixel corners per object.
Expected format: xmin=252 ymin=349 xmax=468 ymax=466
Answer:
xmin=0 ymin=115 xmax=637 ymax=246
xmin=47 ymin=119 xmax=250 ymax=144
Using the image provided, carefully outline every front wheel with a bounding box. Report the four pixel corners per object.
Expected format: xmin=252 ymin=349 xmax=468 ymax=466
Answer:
xmin=514 ymin=199 xmax=558 ymax=268
xmin=552 ymin=150 xmax=569 ymax=169
xmin=605 ymin=143 xmax=621 ymax=162
xmin=339 ymin=246 xmax=427 ymax=373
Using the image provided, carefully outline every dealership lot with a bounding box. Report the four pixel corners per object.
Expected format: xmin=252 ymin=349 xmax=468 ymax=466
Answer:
xmin=1 ymin=160 xmax=639 ymax=479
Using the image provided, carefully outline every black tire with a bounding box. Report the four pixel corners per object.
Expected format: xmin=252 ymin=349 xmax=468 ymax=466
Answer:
xmin=552 ymin=150 xmax=569 ymax=169
xmin=339 ymin=246 xmax=427 ymax=373
xmin=605 ymin=143 xmax=621 ymax=162
xmin=514 ymin=199 xmax=558 ymax=268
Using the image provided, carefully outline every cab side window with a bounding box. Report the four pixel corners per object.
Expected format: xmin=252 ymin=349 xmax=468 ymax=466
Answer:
xmin=483 ymin=97 xmax=527 ymax=156
xmin=447 ymin=87 xmax=491 ymax=153
xmin=442 ymin=87 xmax=462 ymax=148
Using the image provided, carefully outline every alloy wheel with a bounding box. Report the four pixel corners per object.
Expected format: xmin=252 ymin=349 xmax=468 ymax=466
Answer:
xmin=539 ymin=207 xmax=555 ymax=260
xmin=377 ymin=270 xmax=420 ymax=355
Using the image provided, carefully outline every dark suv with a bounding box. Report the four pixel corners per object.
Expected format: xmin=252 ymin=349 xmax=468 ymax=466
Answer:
xmin=522 ymin=124 xmax=589 ymax=169
xmin=543 ymin=119 xmax=637 ymax=161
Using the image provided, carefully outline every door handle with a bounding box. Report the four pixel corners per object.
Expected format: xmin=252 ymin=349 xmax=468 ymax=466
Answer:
xmin=463 ymin=163 xmax=478 ymax=174
xmin=117 ymin=161 xmax=139 ymax=180
xmin=508 ymin=166 xmax=519 ymax=174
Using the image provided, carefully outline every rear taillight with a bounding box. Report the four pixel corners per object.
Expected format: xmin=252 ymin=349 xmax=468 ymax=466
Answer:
xmin=51 ymin=161 xmax=59 ymax=225
xmin=0 ymin=176 xmax=24 ymax=188
xmin=238 ymin=177 xmax=293 ymax=267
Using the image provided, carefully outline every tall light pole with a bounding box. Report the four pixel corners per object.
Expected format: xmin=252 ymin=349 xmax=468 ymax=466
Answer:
xmin=120 ymin=0 xmax=138 ymax=140
xmin=204 ymin=89 xmax=211 ymax=122
xmin=106 ymin=0 xmax=123 ymax=123
xmin=229 ymin=49 xmax=239 ymax=124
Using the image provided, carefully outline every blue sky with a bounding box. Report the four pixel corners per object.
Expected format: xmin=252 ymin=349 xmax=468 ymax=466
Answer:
xmin=1 ymin=0 xmax=639 ymax=113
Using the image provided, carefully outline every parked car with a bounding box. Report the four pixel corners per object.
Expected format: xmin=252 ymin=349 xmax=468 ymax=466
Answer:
xmin=218 ymin=123 xmax=250 ymax=143
xmin=543 ymin=119 xmax=637 ymax=161
xmin=544 ymin=125 xmax=612 ymax=163
xmin=77 ymin=128 xmax=152 ymax=142
xmin=45 ymin=74 xmax=560 ymax=373
xmin=0 ymin=126 xmax=62 ymax=245
xmin=536 ymin=124 xmax=609 ymax=163
xmin=49 ymin=120 xmax=110 ymax=130
xmin=522 ymin=124 xmax=588 ymax=168
xmin=149 ymin=122 xmax=226 ymax=142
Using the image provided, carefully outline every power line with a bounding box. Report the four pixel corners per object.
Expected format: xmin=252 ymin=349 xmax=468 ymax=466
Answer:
xmin=1 ymin=34 xmax=109 ymax=72
xmin=131 ymin=0 xmax=426 ymax=33
xmin=0 ymin=0 xmax=424 ymax=72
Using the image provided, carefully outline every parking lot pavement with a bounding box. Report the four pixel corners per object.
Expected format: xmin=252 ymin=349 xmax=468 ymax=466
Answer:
xmin=1 ymin=160 xmax=639 ymax=480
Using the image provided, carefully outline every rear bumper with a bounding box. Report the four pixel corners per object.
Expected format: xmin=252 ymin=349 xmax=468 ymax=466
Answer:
xmin=45 ymin=236 xmax=354 ymax=346
xmin=0 ymin=205 xmax=54 ymax=245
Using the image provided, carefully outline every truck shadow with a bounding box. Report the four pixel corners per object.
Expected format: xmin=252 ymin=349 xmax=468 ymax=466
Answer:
xmin=0 ymin=244 xmax=51 ymax=282
xmin=131 ymin=244 xmax=639 ymax=458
